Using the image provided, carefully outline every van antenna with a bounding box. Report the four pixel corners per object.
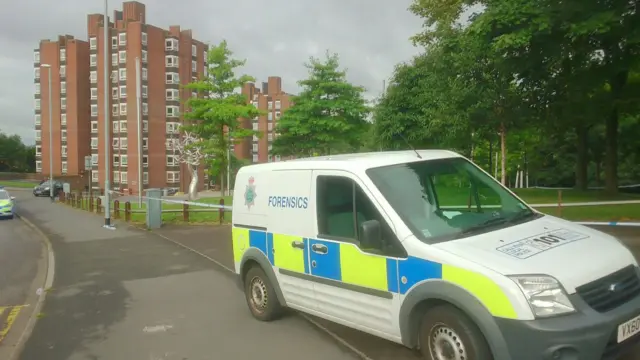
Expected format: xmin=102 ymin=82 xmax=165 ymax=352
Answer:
xmin=396 ymin=133 xmax=422 ymax=159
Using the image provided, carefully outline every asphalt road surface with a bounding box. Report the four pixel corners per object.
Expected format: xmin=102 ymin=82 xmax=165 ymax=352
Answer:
xmin=0 ymin=212 xmax=47 ymax=359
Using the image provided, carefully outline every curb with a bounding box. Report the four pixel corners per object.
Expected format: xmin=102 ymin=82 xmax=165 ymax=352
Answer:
xmin=9 ymin=213 xmax=56 ymax=360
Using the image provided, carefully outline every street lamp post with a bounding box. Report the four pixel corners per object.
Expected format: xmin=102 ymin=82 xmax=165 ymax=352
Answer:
xmin=102 ymin=0 xmax=114 ymax=229
xmin=41 ymin=64 xmax=54 ymax=202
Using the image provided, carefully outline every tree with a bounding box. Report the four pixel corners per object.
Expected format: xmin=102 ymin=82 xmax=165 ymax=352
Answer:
xmin=271 ymin=51 xmax=370 ymax=157
xmin=183 ymin=40 xmax=262 ymax=196
xmin=0 ymin=131 xmax=33 ymax=172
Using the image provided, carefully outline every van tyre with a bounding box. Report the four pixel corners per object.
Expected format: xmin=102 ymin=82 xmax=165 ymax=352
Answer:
xmin=419 ymin=305 xmax=492 ymax=360
xmin=244 ymin=266 xmax=283 ymax=321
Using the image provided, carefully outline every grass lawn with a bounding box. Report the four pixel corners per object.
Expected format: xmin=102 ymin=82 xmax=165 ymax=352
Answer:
xmin=0 ymin=180 xmax=38 ymax=189
xmin=70 ymin=188 xmax=640 ymax=224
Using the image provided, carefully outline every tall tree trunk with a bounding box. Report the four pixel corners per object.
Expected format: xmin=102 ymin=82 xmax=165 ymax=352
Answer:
xmin=575 ymin=125 xmax=589 ymax=190
xmin=500 ymin=122 xmax=507 ymax=186
xmin=604 ymin=108 xmax=618 ymax=194
xmin=488 ymin=141 xmax=493 ymax=175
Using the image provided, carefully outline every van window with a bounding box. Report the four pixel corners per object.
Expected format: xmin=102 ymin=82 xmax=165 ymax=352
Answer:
xmin=316 ymin=175 xmax=405 ymax=257
xmin=367 ymin=157 xmax=537 ymax=244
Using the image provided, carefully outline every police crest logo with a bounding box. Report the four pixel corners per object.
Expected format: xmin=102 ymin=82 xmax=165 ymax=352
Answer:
xmin=244 ymin=176 xmax=257 ymax=210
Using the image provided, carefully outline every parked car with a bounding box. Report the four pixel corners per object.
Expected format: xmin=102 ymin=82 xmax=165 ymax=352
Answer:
xmin=0 ymin=189 xmax=16 ymax=219
xmin=33 ymin=180 xmax=63 ymax=197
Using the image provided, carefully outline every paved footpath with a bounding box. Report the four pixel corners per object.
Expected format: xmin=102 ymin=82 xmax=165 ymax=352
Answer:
xmin=14 ymin=194 xmax=358 ymax=360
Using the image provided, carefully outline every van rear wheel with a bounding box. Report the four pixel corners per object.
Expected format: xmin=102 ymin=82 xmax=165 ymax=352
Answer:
xmin=243 ymin=266 xmax=283 ymax=321
xmin=419 ymin=305 xmax=492 ymax=360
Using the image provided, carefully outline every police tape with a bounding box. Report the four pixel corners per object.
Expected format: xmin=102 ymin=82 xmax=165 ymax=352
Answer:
xmin=106 ymin=190 xmax=232 ymax=210
xmin=530 ymin=184 xmax=640 ymax=190
xmin=573 ymin=221 xmax=640 ymax=227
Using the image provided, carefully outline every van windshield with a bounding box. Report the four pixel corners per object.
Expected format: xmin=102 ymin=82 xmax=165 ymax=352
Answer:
xmin=366 ymin=157 xmax=539 ymax=243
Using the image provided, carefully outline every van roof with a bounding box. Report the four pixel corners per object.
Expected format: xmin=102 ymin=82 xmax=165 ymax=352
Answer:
xmin=242 ymin=150 xmax=462 ymax=173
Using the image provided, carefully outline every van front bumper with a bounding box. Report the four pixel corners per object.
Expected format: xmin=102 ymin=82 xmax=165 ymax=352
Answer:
xmin=494 ymin=293 xmax=640 ymax=360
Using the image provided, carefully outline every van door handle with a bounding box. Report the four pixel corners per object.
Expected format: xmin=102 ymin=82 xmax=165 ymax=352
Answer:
xmin=311 ymin=244 xmax=328 ymax=254
xmin=291 ymin=241 xmax=305 ymax=249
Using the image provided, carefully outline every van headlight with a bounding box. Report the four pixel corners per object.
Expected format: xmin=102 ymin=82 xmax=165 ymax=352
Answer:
xmin=509 ymin=275 xmax=575 ymax=318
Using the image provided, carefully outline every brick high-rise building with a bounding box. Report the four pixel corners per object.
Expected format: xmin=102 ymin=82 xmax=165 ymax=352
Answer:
xmin=238 ymin=76 xmax=293 ymax=163
xmin=34 ymin=35 xmax=91 ymax=178
xmin=87 ymin=1 xmax=208 ymax=194
xmin=33 ymin=1 xmax=207 ymax=194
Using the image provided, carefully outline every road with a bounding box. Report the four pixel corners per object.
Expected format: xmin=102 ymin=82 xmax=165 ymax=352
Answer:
xmin=12 ymin=192 xmax=359 ymax=360
xmin=0 ymin=207 xmax=47 ymax=360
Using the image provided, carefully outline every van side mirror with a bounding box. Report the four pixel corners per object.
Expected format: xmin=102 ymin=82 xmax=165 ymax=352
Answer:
xmin=359 ymin=220 xmax=383 ymax=250
xmin=10 ymin=196 xmax=15 ymax=200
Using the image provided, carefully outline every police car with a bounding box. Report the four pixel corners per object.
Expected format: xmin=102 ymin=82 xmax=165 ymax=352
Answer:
xmin=0 ymin=189 xmax=16 ymax=219
xmin=231 ymin=150 xmax=640 ymax=360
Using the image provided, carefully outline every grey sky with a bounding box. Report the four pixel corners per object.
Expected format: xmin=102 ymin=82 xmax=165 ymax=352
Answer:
xmin=0 ymin=0 xmax=423 ymax=145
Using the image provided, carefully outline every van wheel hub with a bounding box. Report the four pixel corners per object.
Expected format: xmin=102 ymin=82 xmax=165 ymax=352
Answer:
xmin=429 ymin=324 xmax=467 ymax=360
xmin=249 ymin=276 xmax=268 ymax=312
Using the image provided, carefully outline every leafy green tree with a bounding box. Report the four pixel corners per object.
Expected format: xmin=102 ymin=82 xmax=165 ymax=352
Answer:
xmin=0 ymin=131 xmax=33 ymax=172
xmin=183 ymin=40 xmax=262 ymax=196
xmin=271 ymin=51 xmax=370 ymax=157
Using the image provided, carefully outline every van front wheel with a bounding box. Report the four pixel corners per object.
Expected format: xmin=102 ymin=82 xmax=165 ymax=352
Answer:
xmin=244 ymin=266 xmax=283 ymax=321
xmin=419 ymin=305 xmax=492 ymax=360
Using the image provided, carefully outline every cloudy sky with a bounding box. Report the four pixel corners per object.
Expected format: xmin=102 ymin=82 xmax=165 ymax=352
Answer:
xmin=0 ymin=0 xmax=424 ymax=145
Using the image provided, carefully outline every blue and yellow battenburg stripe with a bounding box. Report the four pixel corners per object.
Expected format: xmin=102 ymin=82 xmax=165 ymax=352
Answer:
xmin=233 ymin=227 xmax=517 ymax=319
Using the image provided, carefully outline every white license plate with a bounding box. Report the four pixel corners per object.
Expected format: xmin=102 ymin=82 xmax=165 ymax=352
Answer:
xmin=618 ymin=314 xmax=640 ymax=343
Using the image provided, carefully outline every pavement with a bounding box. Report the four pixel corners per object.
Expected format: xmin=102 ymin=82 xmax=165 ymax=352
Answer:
xmin=9 ymin=189 xmax=640 ymax=360
xmin=0 ymin=212 xmax=47 ymax=360
xmin=11 ymin=192 xmax=360 ymax=360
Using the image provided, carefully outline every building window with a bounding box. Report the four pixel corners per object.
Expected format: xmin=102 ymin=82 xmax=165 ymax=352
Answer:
xmin=268 ymin=112 xmax=273 ymax=121
xmin=203 ymin=51 xmax=207 ymax=63
xmin=142 ymin=155 xmax=149 ymax=167
xmin=119 ymin=85 xmax=127 ymax=98
xmin=119 ymin=50 xmax=126 ymax=63
xmin=90 ymin=71 xmax=97 ymax=83
xmin=121 ymin=155 xmax=128 ymax=166
xmin=91 ymin=88 xmax=98 ymax=99
xmin=34 ymin=68 xmax=40 ymax=79
xmin=111 ymin=87 xmax=118 ymax=99
xmin=119 ymin=121 xmax=127 ymax=132
xmin=192 ymin=44 xmax=197 ymax=55
xmin=143 ymin=172 xmax=149 ymax=184
xmin=142 ymin=68 xmax=147 ymax=80
xmin=61 ymin=146 xmax=67 ymax=156
xmin=120 ymin=137 xmax=128 ymax=149
xmin=120 ymin=103 xmax=127 ymax=115
xmin=165 ymin=55 xmax=179 ymax=67
xmin=36 ymin=161 xmax=42 ymax=172
xmin=34 ymin=51 xmax=40 ymax=63
xmin=113 ymin=138 xmax=119 ymax=148
xmin=191 ymin=60 xmax=197 ymax=72
xmin=275 ymin=100 xmax=281 ymax=109
xmin=142 ymin=85 xmax=148 ymax=98
xmin=111 ymin=70 xmax=118 ymax=83
xmin=118 ymin=33 xmax=126 ymax=46
xmin=35 ymin=83 xmax=40 ymax=95
xmin=59 ymin=49 xmax=66 ymax=61
xmin=113 ymin=171 xmax=120 ymax=182
xmin=268 ymin=122 xmax=272 ymax=131
xmin=91 ymin=153 xmax=98 ymax=164
xmin=35 ymin=114 xmax=41 ymax=125
xmin=166 ymin=155 xmax=176 ymax=166
xmin=60 ymin=65 xmax=66 ymax=77
xmin=252 ymin=143 xmax=258 ymax=152
xmin=167 ymin=171 xmax=180 ymax=183
xmin=165 ymin=73 xmax=179 ymax=84
xmin=90 ymin=54 xmax=97 ymax=66
xmin=35 ymin=99 xmax=40 ymax=110
xmin=89 ymin=37 xmax=97 ymax=49
xmin=35 ymin=130 xmax=41 ymax=141
xmin=141 ymin=32 xmax=147 ymax=45
xmin=166 ymin=122 xmax=180 ymax=134
xmin=91 ymin=138 xmax=98 ymax=149
xmin=112 ymin=53 xmax=118 ymax=66
xmin=61 ymin=130 xmax=67 ymax=141
xmin=61 ymin=113 xmax=67 ymax=125
xmin=142 ymin=137 xmax=148 ymax=149
xmin=120 ymin=172 xmax=128 ymax=184
xmin=35 ymin=146 xmax=41 ymax=155
xmin=112 ymin=104 xmax=118 ymax=115
xmin=113 ymin=121 xmax=119 ymax=132
xmin=166 ymin=106 xmax=179 ymax=117
xmin=252 ymin=122 xmax=258 ymax=131
xmin=268 ymin=101 xmax=273 ymax=110
xmin=61 ymin=98 xmax=66 ymax=110
xmin=60 ymin=81 xmax=66 ymax=94
xmin=111 ymin=36 xmax=117 ymax=49
xmin=141 ymin=50 xmax=147 ymax=63
xmin=119 ymin=68 xmax=126 ymax=81
xmin=166 ymin=89 xmax=179 ymax=100
xmin=275 ymin=111 xmax=281 ymax=119
xmin=142 ymin=103 xmax=148 ymax=116
xmin=92 ymin=171 xmax=99 ymax=181
xmin=165 ymin=38 xmax=179 ymax=51
xmin=91 ymin=105 xmax=98 ymax=116
xmin=252 ymin=154 xmax=258 ymax=163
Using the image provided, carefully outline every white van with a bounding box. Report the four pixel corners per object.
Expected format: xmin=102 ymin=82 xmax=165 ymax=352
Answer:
xmin=231 ymin=150 xmax=640 ymax=360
